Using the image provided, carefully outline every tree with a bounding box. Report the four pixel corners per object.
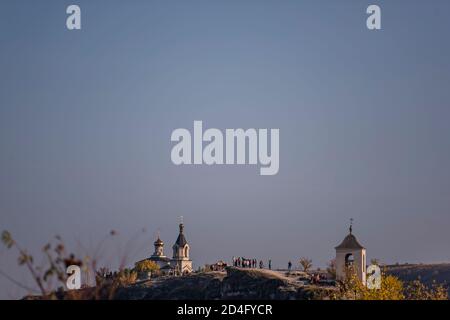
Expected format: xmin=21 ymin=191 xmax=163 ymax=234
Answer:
xmin=134 ymin=260 xmax=160 ymax=273
xmin=360 ymin=274 xmax=404 ymax=300
xmin=335 ymin=269 xmax=404 ymax=300
xmin=404 ymin=280 xmax=448 ymax=300
xmin=334 ymin=268 xmax=448 ymax=300
xmin=299 ymin=257 xmax=313 ymax=272
xmin=117 ymin=269 xmax=138 ymax=286
xmin=1 ymin=230 xmax=75 ymax=296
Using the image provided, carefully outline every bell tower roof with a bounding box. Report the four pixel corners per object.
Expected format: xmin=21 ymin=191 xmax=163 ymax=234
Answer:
xmin=174 ymin=223 xmax=188 ymax=247
xmin=335 ymin=219 xmax=365 ymax=250
xmin=335 ymin=233 xmax=365 ymax=250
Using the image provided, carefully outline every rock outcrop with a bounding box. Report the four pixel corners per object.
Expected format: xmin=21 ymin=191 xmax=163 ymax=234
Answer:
xmin=25 ymin=267 xmax=335 ymax=300
xmin=112 ymin=267 xmax=335 ymax=300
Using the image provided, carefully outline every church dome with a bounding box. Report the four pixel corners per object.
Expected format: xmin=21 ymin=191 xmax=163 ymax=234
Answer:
xmin=154 ymin=237 xmax=164 ymax=246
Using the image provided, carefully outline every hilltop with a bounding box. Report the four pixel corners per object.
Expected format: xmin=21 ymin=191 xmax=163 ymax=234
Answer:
xmin=111 ymin=267 xmax=336 ymax=300
xmin=385 ymin=263 xmax=450 ymax=294
xmin=22 ymin=263 xmax=450 ymax=300
xmin=25 ymin=267 xmax=336 ymax=300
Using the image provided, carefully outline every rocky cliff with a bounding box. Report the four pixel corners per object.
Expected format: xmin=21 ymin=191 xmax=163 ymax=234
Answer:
xmin=29 ymin=267 xmax=335 ymax=300
xmin=113 ymin=267 xmax=335 ymax=300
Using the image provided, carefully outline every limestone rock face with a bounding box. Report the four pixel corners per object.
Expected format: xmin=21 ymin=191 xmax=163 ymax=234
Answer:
xmin=24 ymin=267 xmax=336 ymax=300
xmin=112 ymin=267 xmax=335 ymax=300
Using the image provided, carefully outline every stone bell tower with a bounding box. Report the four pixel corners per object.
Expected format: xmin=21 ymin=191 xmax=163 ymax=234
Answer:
xmin=171 ymin=219 xmax=193 ymax=275
xmin=335 ymin=219 xmax=366 ymax=284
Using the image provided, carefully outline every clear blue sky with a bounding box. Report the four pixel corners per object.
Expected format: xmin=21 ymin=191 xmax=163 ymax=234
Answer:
xmin=1 ymin=0 xmax=450 ymax=298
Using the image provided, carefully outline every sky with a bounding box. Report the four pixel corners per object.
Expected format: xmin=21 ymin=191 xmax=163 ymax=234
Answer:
xmin=1 ymin=0 xmax=450 ymax=298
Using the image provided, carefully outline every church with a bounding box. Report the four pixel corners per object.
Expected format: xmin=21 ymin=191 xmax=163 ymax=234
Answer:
xmin=138 ymin=222 xmax=193 ymax=275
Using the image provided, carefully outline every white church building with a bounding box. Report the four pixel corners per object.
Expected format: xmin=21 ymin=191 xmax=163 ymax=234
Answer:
xmin=138 ymin=222 xmax=193 ymax=275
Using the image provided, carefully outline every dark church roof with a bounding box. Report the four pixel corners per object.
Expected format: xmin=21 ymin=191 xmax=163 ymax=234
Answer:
xmin=174 ymin=223 xmax=188 ymax=247
xmin=148 ymin=255 xmax=170 ymax=262
xmin=335 ymin=233 xmax=365 ymax=250
xmin=160 ymin=264 xmax=173 ymax=270
xmin=175 ymin=233 xmax=187 ymax=247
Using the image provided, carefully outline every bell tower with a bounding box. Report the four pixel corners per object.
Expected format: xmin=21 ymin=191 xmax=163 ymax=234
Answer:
xmin=152 ymin=235 xmax=165 ymax=257
xmin=171 ymin=217 xmax=193 ymax=274
xmin=335 ymin=219 xmax=367 ymax=284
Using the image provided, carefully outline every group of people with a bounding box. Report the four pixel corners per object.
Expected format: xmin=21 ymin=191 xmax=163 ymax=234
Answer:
xmin=232 ymin=257 xmax=257 ymax=268
xmin=231 ymin=258 xmax=302 ymax=273
xmin=310 ymin=273 xmax=326 ymax=284
xmin=232 ymin=257 xmax=272 ymax=270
